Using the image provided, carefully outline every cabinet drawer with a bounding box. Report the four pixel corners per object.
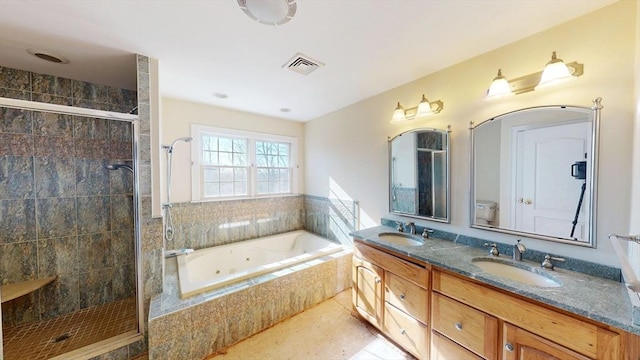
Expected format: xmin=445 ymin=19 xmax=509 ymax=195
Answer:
xmin=384 ymin=303 xmax=428 ymax=359
xmin=354 ymin=242 xmax=429 ymax=288
xmin=431 ymin=330 xmax=484 ymax=360
xmin=432 ymin=292 xmax=498 ymax=359
xmin=386 ymin=272 xmax=428 ymax=324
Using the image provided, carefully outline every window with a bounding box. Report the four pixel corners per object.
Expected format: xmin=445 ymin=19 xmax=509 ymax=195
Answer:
xmin=192 ymin=125 xmax=298 ymax=200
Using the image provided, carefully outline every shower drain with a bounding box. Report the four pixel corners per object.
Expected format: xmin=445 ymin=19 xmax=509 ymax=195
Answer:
xmin=51 ymin=333 xmax=71 ymax=343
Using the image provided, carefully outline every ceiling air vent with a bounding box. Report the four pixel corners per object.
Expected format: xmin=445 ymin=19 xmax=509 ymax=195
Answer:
xmin=282 ymin=53 xmax=324 ymax=76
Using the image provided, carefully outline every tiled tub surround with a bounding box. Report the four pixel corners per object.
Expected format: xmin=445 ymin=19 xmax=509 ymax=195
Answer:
xmin=165 ymin=196 xmax=305 ymax=251
xmin=148 ymin=246 xmax=352 ymax=359
xmin=352 ymin=225 xmax=640 ymax=336
xmin=0 ymin=66 xmax=138 ymax=331
xmin=165 ymin=194 xmax=359 ymax=252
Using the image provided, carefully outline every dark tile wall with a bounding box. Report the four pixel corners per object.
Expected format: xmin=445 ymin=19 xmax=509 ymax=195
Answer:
xmin=0 ymin=66 xmax=137 ymax=328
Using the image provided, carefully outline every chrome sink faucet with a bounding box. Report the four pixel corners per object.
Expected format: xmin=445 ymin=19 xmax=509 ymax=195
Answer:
xmin=541 ymin=255 xmax=565 ymax=270
xmin=395 ymin=221 xmax=404 ymax=232
xmin=484 ymin=243 xmax=499 ymax=256
xmin=513 ymin=239 xmax=526 ymax=261
xmin=405 ymin=222 xmax=416 ymax=235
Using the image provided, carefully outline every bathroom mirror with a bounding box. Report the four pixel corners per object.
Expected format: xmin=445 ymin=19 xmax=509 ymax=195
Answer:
xmin=470 ymin=99 xmax=601 ymax=247
xmin=389 ymin=127 xmax=451 ymax=223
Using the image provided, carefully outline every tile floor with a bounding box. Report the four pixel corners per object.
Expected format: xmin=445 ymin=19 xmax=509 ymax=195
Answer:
xmin=206 ymin=290 xmax=415 ymax=360
xmin=2 ymin=297 xmax=137 ymax=360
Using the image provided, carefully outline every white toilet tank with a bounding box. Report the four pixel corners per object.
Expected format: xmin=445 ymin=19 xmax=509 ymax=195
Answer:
xmin=475 ymin=200 xmax=497 ymax=224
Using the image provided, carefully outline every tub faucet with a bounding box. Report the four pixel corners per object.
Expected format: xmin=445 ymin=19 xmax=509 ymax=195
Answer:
xmin=406 ymin=222 xmax=416 ymax=235
xmin=164 ymin=248 xmax=194 ymax=258
xmin=513 ymin=239 xmax=526 ymax=261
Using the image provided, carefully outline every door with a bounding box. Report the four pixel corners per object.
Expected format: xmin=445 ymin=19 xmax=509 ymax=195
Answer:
xmin=503 ymin=323 xmax=592 ymax=360
xmin=513 ymin=121 xmax=591 ymax=241
xmin=353 ymin=258 xmax=383 ymax=327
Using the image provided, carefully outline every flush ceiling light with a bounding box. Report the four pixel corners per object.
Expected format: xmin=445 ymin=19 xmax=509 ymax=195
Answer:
xmin=485 ymin=51 xmax=583 ymax=98
xmin=238 ymin=0 xmax=297 ymax=26
xmin=27 ymin=48 xmax=70 ymax=64
xmin=486 ymin=69 xmax=513 ymax=98
xmin=390 ymin=95 xmax=443 ymax=123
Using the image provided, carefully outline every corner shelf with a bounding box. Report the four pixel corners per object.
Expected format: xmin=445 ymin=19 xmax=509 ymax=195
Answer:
xmin=1 ymin=276 xmax=57 ymax=303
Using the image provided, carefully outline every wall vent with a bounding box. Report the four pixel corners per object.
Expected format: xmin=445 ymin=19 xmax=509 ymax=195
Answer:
xmin=282 ymin=53 xmax=324 ymax=76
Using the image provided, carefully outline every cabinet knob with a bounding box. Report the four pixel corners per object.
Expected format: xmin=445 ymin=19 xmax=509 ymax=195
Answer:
xmin=400 ymin=328 xmax=406 ymax=335
xmin=375 ymin=278 xmax=381 ymax=284
xmin=505 ymin=343 xmax=514 ymax=352
xmin=455 ymin=322 xmax=463 ymax=331
xmin=399 ymin=294 xmax=405 ymax=300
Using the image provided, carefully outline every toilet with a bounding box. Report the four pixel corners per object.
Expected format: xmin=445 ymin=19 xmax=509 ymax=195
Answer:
xmin=475 ymin=200 xmax=497 ymax=225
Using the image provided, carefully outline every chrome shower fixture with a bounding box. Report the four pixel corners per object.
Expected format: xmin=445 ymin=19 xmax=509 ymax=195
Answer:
xmin=162 ymin=137 xmax=193 ymax=153
xmin=162 ymin=136 xmax=193 ymax=242
xmin=105 ymin=163 xmax=134 ymax=172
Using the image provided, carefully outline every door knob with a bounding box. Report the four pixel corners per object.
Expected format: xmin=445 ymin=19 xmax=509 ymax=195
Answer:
xmin=517 ymin=198 xmax=523 ymax=203
xmin=524 ymin=199 xmax=532 ymax=205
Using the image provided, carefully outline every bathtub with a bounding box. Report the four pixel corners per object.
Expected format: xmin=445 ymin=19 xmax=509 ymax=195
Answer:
xmin=176 ymin=230 xmax=343 ymax=298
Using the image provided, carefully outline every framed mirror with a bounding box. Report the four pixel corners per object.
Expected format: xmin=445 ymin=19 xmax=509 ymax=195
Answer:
xmin=470 ymin=99 xmax=602 ymax=247
xmin=389 ymin=127 xmax=451 ymax=223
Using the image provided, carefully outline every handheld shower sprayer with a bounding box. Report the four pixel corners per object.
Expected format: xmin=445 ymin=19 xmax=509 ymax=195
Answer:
xmin=162 ymin=136 xmax=193 ymax=242
xmin=162 ymin=137 xmax=193 ymax=154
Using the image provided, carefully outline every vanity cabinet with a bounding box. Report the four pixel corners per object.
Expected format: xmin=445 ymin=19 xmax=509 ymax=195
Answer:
xmin=353 ymin=241 xmax=430 ymax=359
xmin=432 ymin=269 xmax=621 ymax=360
xmin=353 ymin=240 xmax=638 ymax=360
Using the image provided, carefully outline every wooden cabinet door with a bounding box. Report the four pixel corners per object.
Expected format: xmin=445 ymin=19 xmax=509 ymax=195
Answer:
xmin=353 ymin=258 xmax=383 ymax=327
xmin=503 ymin=323 xmax=592 ymax=360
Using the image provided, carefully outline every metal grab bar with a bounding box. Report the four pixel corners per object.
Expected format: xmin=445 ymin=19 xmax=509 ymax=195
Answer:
xmin=608 ymin=234 xmax=640 ymax=292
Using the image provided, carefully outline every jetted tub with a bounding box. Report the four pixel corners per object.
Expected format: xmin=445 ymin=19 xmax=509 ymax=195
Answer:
xmin=176 ymin=230 xmax=343 ymax=298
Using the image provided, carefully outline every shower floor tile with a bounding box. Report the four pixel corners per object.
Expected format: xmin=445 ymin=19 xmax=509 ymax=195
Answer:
xmin=2 ymin=297 xmax=137 ymax=360
xmin=207 ymin=290 xmax=416 ymax=360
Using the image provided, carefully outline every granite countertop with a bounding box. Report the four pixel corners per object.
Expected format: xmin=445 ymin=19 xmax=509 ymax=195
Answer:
xmin=351 ymin=225 xmax=640 ymax=336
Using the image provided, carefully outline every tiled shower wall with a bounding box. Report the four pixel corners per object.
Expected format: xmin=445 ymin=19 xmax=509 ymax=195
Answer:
xmin=0 ymin=66 xmax=138 ymax=328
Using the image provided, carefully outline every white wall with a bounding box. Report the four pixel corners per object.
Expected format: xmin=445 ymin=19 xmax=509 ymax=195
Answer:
xmin=304 ymin=1 xmax=637 ymax=266
xmin=160 ymin=98 xmax=305 ymax=204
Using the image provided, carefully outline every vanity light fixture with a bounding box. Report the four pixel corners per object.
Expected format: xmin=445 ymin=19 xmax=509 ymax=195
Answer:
xmin=486 ymin=69 xmax=513 ymax=98
xmin=535 ymin=51 xmax=578 ymax=90
xmin=485 ymin=51 xmax=583 ymax=98
xmin=390 ymin=95 xmax=444 ymax=123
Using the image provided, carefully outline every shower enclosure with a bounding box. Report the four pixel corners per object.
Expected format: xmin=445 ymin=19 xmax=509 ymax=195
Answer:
xmin=0 ymin=66 xmax=143 ymax=359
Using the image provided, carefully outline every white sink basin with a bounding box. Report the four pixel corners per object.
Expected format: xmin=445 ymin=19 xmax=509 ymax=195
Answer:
xmin=472 ymin=258 xmax=561 ymax=288
xmin=378 ymin=233 xmax=424 ymax=246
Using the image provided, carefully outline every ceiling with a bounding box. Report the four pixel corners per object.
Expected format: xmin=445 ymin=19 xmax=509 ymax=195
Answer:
xmin=0 ymin=0 xmax=615 ymax=122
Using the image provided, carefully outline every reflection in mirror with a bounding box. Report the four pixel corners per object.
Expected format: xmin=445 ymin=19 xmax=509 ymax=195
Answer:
xmin=470 ymin=99 xmax=601 ymax=247
xmin=389 ymin=127 xmax=450 ymax=223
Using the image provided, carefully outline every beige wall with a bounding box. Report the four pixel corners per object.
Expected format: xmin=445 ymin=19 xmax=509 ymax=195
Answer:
xmin=305 ymin=1 xmax=637 ymax=266
xmin=160 ymin=98 xmax=305 ymax=204
xmin=630 ymin=0 xmax=640 ymax=278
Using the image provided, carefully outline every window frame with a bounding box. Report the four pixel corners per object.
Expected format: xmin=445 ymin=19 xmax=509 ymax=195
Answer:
xmin=191 ymin=125 xmax=298 ymax=201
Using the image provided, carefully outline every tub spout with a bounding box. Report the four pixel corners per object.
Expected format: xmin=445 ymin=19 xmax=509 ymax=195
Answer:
xmin=165 ymin=248 xmax=194 ymax=258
